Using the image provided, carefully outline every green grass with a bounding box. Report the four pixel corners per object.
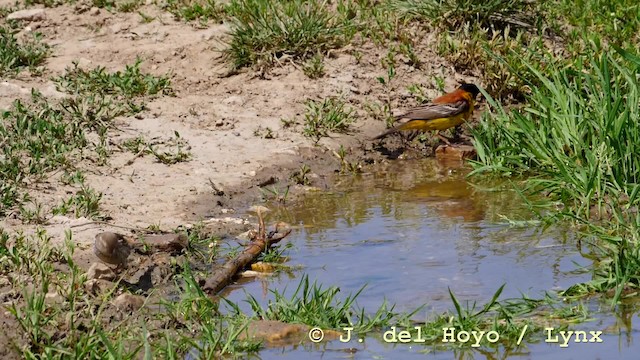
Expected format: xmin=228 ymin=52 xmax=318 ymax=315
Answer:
xmin=3 ymin=0 xmax=638 ymax=356
xmin=388 ymin=0 xmax=541 ymax=30
xmin=549 ymin=0 xmax=640 ymax=48
xmin=289 ymin=164 xmax=311 ymax=185
xmin=405 ymin=285 xmax=543 ymax=348
xmin=469 ymin=45 xmax=640 ymax=302
xmin=258 ymin=242 xmax=293 ymax=263
xmin=242 ymin=274 xmax=407 ymax=332
xmin=0 ymin=229 xmax=596 ymax=357
xmin=260 ymin=185 xmax=290 ymax=203
xmin=1 ymin=231 xmax=262 ymax=358
xmin=0 ymin=3 xmax=20 ymax=17
xmin=162 ymin=0 xmax=226 ymax=23
xmin=334 ymin=145 xmax=362 ymax=174
xmin=147 ymin=131 xmax=192 ymax=164
xmin=0 ymin=61 xmax=173 ymax=219
xmin=436 ymin=24 xmax=555 ymax=100
xmin=0 ymin=91 xmax=89 ymax=216
xmin=54 ymin=59 xmax=173 ymax=99
xmin=303 ymin=53 xmax=325 ymax=79
xmin=0 ymin=25 xmax=49 ymax=76
xmin=241 ymin=276 xmax=589 ymax=350
xmin=224 ymin=0 xmax=352 ymax=69
xmin=117 ymin=0 xmax=144 ymax=12
xmin=22 ymin=0 xmax=147 ymax=10
xmin=23 ymin=0 xmax=70 ymax=6
xmin=302 ymin=97 xmax=355 ymax=142
xmin=52 ymin=183 xmax=103 ymax=219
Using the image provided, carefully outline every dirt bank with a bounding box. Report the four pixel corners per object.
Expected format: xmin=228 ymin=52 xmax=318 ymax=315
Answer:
xmin=0 ymin=3 xmax=479 ymax=266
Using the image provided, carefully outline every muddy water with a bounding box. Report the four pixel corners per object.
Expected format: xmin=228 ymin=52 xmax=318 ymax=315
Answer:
xmin=223 ymin=159 xmax=640 ymax=359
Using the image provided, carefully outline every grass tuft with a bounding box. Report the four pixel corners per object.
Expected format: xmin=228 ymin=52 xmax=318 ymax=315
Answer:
xmin=0 ymin=61 xmax=173 ymax=218
xmin=225 ymin=0 xmax=351 ymax=69
xmin=302 ymin=97 xmax=355 ymax=142
xmin=470 ymin=46 xmax=640 ymax=302
xmin=388 ymin=0 xmax=541 ymax=31
xmin=162 ymin=0 xmax=226 ymax=23
xmin=0 ymin=25 xmax=49 ymax=76
xmin=54 ymin=59 xmax=173 ymax=98
xmin=244 ymin=274 xmax=401 ymax=332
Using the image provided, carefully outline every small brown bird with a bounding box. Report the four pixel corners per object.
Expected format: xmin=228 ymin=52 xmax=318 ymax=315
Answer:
xmin=372 ymin=83 xmax=481 ymax=144
xmin=94 ymin=232 xmax=131 ymax=269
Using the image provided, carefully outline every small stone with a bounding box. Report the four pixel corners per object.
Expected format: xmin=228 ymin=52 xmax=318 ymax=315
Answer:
xmin=112 ymin=293 xmax=145 ymax=312
xmin=137 ymin=233 xmax=188 ymax=254
xmin=89 ymin=7 xmax=100 ymax=15
xmin=238 ymin=320 xmax=308 ymax=346
xmin=435 ymin=144 xmax=477 ymax=163
xmin=0 ymin=82 xmax=29 ymax=97
xmin=222 ymin=95 xmax=243 ymax=105
xmin=45 ymin=291 xmax=64 ymax=305
xmin=40 ymin=82 xmax=66 ymax=98
xmin=86 ymin=262 xmax=117 ymax=281
xmin=7 ymin=9 xmax=46 ymax=21
xmin=85 ymin=279 xmax=115 ymax=295
xmin=251 ymin=262 xmax=276 ymax=273
xmin=110 ymin=23 xmax=130 ymax=34
xmin=215 ymin=119 xmax=224 ymax=126
xmin=240 ymin=270 xmax=270 ymax=278
xmin=236 ymin=229 xmax=255 ymax=240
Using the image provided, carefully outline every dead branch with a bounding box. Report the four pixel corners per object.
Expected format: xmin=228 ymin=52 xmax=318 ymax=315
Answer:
xmin=202 ymin=208 xmax=292 ymax=295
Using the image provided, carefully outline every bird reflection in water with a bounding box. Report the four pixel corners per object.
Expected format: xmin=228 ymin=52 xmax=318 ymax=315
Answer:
xmin=404 ymin=177 xmax=485 ymax=222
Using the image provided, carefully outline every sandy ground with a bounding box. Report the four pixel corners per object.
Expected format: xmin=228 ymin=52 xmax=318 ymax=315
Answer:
xmin=0 ymin=3 xmax=479 ymax=263
xmin=0 ymin=4 xmax=486 ymax=356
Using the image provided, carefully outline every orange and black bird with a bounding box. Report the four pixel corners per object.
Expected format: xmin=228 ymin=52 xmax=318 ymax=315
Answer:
xmin=372 ymin=83 xmax=481 ymax=144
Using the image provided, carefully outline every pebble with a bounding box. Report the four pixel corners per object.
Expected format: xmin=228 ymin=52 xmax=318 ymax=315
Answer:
xmin=7 ymin=9 xmax=46 ymax=21
xmin=85 ymin=279 xmax=115 ymax=295
xmin=112 ymin=293 xmax=145 ymax=312
xmin=86 ymin=262 xmax=116 ymax=281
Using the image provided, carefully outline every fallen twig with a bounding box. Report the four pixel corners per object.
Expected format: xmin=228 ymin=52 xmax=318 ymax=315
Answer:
xmin=202 ymin=206 xmax=291 ymax=295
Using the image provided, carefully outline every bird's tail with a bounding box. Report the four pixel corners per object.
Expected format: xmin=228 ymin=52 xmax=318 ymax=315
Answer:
xmin=372 ymin=113 xmax=408 ymax=140
xmin=371 ymin=126 xmax=400 ymax=140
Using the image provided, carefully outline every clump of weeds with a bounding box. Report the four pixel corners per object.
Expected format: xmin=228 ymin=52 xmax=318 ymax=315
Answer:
xmin=224 ymin=0 xmax=352 ymax=69
xmin=253 ymin=126 xmax=275 ymax=139
xmin=302 ymin=97 xmax=355 ymax=142
xmin=54 ymin=58 xmax=173 ymax=100
xmin=0 ymin=59 xmax=173 ymax=218
xmin=470 ymin=45 xmax=640 ymax=303
xmin=289 ymin=164 xmax=312 ymax=185
xmin=146 ymin=131 xmax=192 ymax=165
xmin=303 ymin=53 xmax=325 ymax=79
xmin=162 ymin=0 xmax=226 ymax=25
xmin=334 ymin=145 xmax=362 ymax=174
xmin=0 ymin=25 xmax=49 ymax=76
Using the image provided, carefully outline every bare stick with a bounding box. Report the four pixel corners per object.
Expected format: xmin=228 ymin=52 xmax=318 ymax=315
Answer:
xmin=202 ymin=211 xmax=291 ymax=295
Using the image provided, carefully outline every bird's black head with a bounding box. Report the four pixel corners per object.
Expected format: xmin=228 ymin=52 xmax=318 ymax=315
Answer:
xmin=459 ymin=83 xmax=481 ymax=98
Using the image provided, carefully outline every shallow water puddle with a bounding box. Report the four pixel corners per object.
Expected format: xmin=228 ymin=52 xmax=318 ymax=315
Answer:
xmin=223 ymin=159 xmax=640 ymax=359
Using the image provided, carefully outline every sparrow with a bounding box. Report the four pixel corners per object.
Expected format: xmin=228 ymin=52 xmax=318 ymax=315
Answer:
xmin=94 ymin=232 xmax=131 ymax=269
